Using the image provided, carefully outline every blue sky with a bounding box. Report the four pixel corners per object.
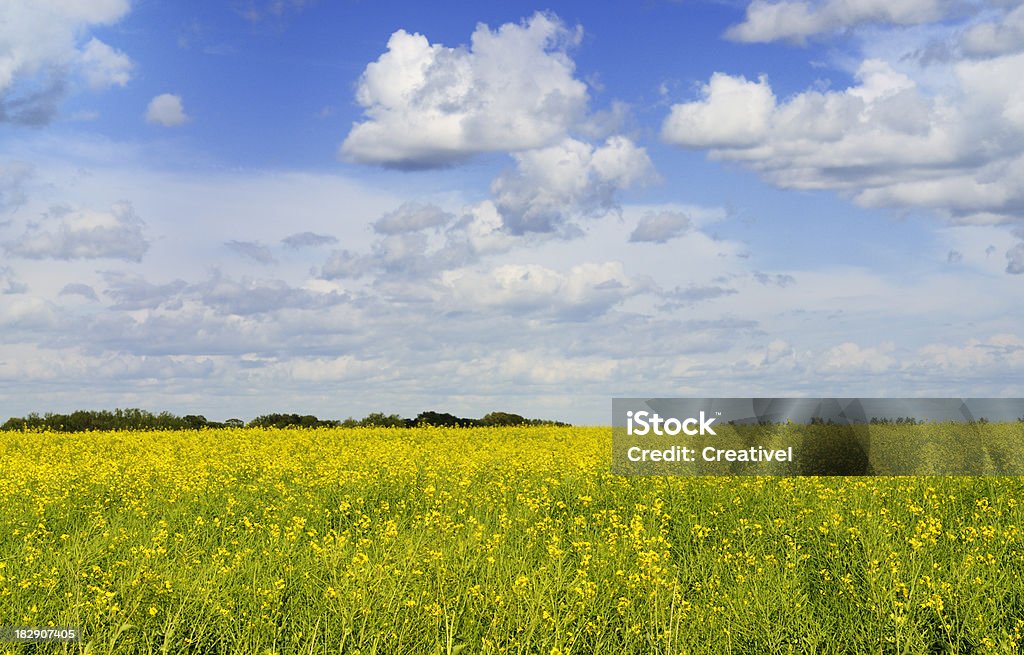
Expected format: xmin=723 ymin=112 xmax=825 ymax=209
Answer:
xmin=1 ymin=0 xmax=1023 ymax=424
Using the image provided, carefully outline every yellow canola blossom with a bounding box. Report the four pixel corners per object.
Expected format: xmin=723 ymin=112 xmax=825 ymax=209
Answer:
xmin=1 ymin=424 xmax=1024 ymax=654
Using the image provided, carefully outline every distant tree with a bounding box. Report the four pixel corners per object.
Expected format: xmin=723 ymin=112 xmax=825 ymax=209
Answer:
xmin=526 ymin=418 xmax=570 ymax=427
xmin=411 ymin=411 xmax=476 ymax=427
xmin=359 ymin=412 xmax=406 ymax=428
xmin=479 ymin=411 xmax=527 ymax=426
xmin=182 ymin=415 xmax=209 ymax=429
xmin=247 ymin=413 xmax=339 ymax=428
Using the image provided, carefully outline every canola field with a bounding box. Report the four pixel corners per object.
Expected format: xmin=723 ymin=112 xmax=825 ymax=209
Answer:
xmin=2 ymin=425 xmax=1024 ymax=654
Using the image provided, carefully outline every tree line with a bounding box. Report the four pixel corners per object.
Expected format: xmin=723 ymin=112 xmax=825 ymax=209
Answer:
xmin=0 ymin=408 xmax=569 ymax=432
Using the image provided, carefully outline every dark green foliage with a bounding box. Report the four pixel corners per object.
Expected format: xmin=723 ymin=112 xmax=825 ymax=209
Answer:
xmin=409 ymin=411 xmax=476 ymax=427
xmin=479 ymin=411 xmax=528 ymax=426
xmin=247 ymin=413 xmax=339 ymax=429
xmin=358 ymin=412 xmax=407 ymax=428
xmin=1 ymin=408 xmax=194 ymax=432
xmin=1 ymin=408 xmax=570 ymax=431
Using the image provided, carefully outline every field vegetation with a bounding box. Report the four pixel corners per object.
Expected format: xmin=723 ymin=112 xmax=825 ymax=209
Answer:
xmin=2 ymin=425 xmax=1024 ymax=653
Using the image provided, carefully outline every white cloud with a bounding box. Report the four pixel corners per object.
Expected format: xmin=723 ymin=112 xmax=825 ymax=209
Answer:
xmin=0 ymin=161 xmax=32 ymax=210
xmin=78 ymin=38 xmax=132 ymax=89
xmin=101 ymin=271 xmax=186 ymax=310
xmin=448 ymin=201 xmax=524 ymax=257
xmin=373 ymin=202 xmax=452 ymax=234
xmin=281 ymin=232 xmax=338 ymax=249
xmin=59 ymin=283 xmax=98 ymax=301
xmin=145 ymin=93 xmax=189 ymax=127
xmin=339 ymin=12 xmax=588 ymax=168
xmin=661 ymin=54 xmax=1024 ymax=227
xmin=916 ymin=334 xmax=1024 ymax=370
xmin=0 ymin=266 xmax=27 ymax=294
xmin=492 ymin=136 xmax=655 ymax=233
xmin=962 ymin=4 xmax=1024 ymax=57
xmin=725 ymin=0 xmax=950 ymax=43
xmin=5 ymin=202 xmax=149 ymax=261
xmin=629 ymin=210 xmax=693 ymax=243
xmin=0 ymin=0 xmax=131 ymax=123
xmin=661 ymin=74 xmax=775 ymax=148
xmin=190 ymin=272 xmax=347 ymax=316
xmin=820 ymin=341 xmax=896 ymax=373
xmin=287 ymin=355 xmax=381 ymax=382
xmin=225 ymin=240 xmax=277 ymax=265
xmin=461 ymin=350 xmax=618 ymax=385
xmin=441 ymin=261 xmax=648 ymax=319
xmin=1007 ymin=242 xmax=1024 ymax=274
xmin=0 ymin=295 xmax=55 ymax=331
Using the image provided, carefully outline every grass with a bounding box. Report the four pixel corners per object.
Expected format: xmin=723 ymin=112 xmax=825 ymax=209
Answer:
xmin=2 ymin=425 xmax=1024 ymax=653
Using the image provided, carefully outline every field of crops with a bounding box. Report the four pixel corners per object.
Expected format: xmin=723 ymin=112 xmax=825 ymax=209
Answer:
xmin=3 ymin=425 xmax=1024 ymax=654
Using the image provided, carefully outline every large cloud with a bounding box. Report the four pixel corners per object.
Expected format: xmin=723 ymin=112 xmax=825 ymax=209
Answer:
xmin=339 ymin=12 xmax=588 ymax=168
xmin=961 ymin=4 xmax=1024 ymax=57
xmin=5 ymin=202 xmax=149 ymax=261
xmin=492 ymin=136 xmax=655 ymax=234
xmin=441 ymin=261 xmax=649 ymax=320
xmin=372 ymin=202 xmax=453 ymax=234
xmin=661 ymin=55 xmax=1024 ymax=228
xmin=0 ymin=0 xmax=132 ymax=124
xmin=725 ymin=0 xmax=950 ymax=43
xmin=190 ymin=272 xmax=348 ymax=316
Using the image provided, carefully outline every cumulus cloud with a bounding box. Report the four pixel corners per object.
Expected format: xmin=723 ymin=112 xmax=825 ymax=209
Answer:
xmin=725 ymin=0 xmax=950 ymax=43
xmin=145 ymin=93 xmax=189 ymax=127
xmin=320 ymin=231 xmax=466 ymax=283
xmin=340 ymin=12 xmax=588 ymax=168
xmin=0 ymin=266 xmax=27 ymax=294
xmin=373 ymin=202 xmax=453 ymax=235
xmin=78 ymin=38 xmax=133 ymax=89
xmin=0 ymin=161 xmax=32 ymax=211
xmin=190 ymin=272 xmax=348 ymax=316
xmin=820 ymin=341 xmax=896 ymax=373
xmin=59 ymin=283 xmax=99 ymax=301
xmin=1007 ymin=242 xmax=1024 ymax=274
xmin=281 ymin=232 xmax=337 ymax=249
xmin=658 ymin=285 xmax=737 ymax=310
xmin=5 ymin=202 xmax=149 ymax=261
xmin=441 ymin=261 xmax=648 ymax=320
xmin=661 ymin=55 xmax=1024 ymax=227
xmin=225 ymin=240 xmax=277 ymax=265
xmin=916 ymin=334 xmax=1024 ymax=370
xmin=962 ymin=4 xmax=1024 ymax=57
xmin=0 ymin=0 xmax=132 ymax=124
xmin=492 ymin=136 xmax=655 ymax=234
xmin=629 ymin=210 xmax=692 ymax=243
xmin=320 ymin=249 xmax=373 ymax=280
xmin=102 ymin=271 xmax=187 ymax=310
xmin=662 ymin=74 xmax=775 ymax=148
